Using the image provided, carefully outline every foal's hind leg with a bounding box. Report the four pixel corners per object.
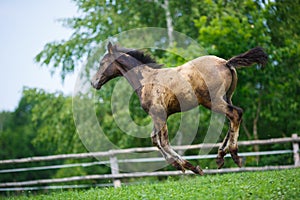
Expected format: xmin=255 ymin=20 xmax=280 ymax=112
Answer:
xmin=216 ymin=123 xmax=230 ymax=169
xmin=213 ymin=99 xmax=243 ymax=168
xmin=227 ymin=104 xmax=243 ymax=167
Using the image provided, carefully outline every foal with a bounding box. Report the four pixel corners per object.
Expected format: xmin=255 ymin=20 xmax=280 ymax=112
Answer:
xmin=91 ymin=43 xmax=267 ymax=175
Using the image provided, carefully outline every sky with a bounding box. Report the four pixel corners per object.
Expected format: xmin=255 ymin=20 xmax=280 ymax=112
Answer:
xmin=0 ymin=0 xmax=79 ymax=111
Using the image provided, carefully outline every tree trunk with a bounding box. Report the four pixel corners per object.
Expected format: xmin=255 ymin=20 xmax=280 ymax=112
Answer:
xmin=242 ymin=99 xmax=261 ymax=164
xmin=253 ymin=99 xmax=261 ymax=164
xmin=163 ymin=0 xmax=174 ymax=46
xmin=153 ymin=0 xmax=174 ymax=46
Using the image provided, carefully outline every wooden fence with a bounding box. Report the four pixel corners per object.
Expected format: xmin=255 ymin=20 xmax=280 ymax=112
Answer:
xmin=0 ymin=134 xmax=299 ymax=191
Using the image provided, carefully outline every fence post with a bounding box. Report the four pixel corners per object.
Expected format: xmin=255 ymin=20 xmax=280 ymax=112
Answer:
xmin=109 ymin=153 xmax=121 ymax=188
xmin=292 ymin=134 xmax=300 ymax=166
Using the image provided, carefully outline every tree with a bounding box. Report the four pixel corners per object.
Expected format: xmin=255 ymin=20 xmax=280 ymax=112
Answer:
xmin=0 ymin=90 xmax=37 ymax=160
xmin=24 ymin=88 xmax=86 ymax=154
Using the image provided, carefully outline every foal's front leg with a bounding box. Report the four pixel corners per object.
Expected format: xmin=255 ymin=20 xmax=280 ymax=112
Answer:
xmin=152 ymin=120 xmax=203 ymax=175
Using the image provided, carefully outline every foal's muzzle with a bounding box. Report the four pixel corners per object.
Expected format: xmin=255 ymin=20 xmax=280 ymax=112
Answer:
xmin=91 ymin=74 xmax=109 ymax=90
xmin=91 ymin=77 xmax=102 ymax=90
xmin=91 ymin=80 xmax=101 ymax=90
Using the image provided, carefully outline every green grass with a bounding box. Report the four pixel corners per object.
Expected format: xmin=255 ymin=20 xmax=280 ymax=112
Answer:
xmin=2 ymin=168 xmax=300 ymax=200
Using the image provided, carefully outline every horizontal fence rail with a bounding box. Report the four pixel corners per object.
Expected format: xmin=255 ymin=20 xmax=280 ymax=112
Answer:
xmin=0 ymin=134 xmax=299 ymax=191
xmin=0 ymin=150 xmax=294 ymax=174
xmin=1 ymin=136 xmax=300 ymax=165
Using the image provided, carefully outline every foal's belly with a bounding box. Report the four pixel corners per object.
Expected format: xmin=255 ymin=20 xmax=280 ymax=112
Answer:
xmin=139 ymin=82 xmax=203 ymax=116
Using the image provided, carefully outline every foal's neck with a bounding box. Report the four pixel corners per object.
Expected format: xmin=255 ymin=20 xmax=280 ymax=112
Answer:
xmin=116 ymin=54 xmax=141 ymax=73
xmin=116 ymin=53 xmax=149 ymax=96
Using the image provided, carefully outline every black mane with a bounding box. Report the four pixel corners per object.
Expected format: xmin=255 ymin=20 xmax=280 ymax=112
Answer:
xmin=117 ymin=47 xmax=162 ymax=69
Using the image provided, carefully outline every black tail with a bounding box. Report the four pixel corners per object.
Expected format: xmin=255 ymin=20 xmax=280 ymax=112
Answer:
xmin=226 ymin=47 xmax=268 ymax=68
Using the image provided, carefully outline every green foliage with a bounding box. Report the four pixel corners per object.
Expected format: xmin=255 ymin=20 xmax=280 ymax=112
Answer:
xmin=0 ymin=90 xmax=38 ymax=160
xmin=5 ymin=169 xmax=300 ymax=199
xmin=195 ymin=0 xmax=269 ymax=55
xmin=21 ymin=88 xmax=86 ymax=154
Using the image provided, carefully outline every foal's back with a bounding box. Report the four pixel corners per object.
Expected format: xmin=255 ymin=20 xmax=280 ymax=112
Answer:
xmin=139 ymin=55 xmax=233 ymax=114
xmin=175 ymin=55 xmax=233 ymax=99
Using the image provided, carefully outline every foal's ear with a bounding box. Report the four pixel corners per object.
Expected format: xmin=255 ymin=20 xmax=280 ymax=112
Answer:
xmin=107 ymin=42 xmax=114 ymax=54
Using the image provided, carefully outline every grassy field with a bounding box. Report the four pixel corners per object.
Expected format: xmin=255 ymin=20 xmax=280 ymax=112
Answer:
xmin=2 ymin=168 xmax=300 ymax=200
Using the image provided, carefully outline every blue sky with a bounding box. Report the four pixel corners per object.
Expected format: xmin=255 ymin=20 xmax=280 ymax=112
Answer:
xmin=0 ymin=0 xmax=78 ymax=111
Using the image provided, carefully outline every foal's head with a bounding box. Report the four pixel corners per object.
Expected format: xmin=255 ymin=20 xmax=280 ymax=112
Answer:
xmin=91 ymin=42 xmax=122 ymax=90
xmin=91 ymin=42 xmax=161 ymax=90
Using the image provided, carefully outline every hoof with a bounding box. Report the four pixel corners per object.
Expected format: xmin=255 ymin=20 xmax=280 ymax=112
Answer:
xmin=216 ymin=157 xmax=225 ymax=169
xmin=216 ymin=150 xmax=227 ymax=169
xmin=230 ymin=149 xmax=243 ymax=167
xmin=181 ymin=161 xmax=204 ymax=175
xmin=233 ymin=156 xmax=243 ymax=168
